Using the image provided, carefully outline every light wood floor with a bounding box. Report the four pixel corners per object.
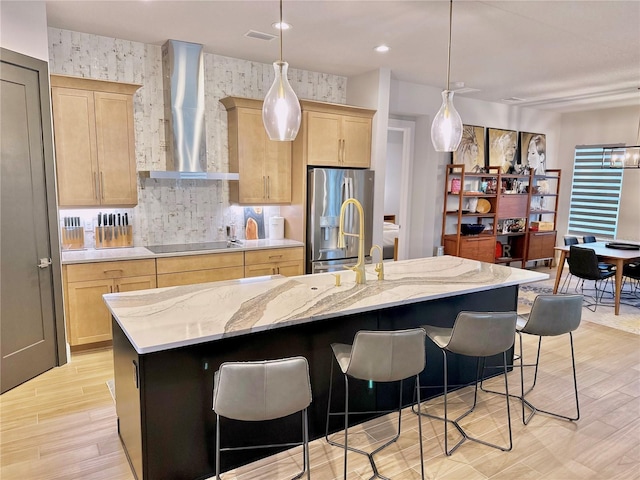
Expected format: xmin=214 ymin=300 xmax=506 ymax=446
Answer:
xmin=2 ymin=320 xmax=639 ymax=479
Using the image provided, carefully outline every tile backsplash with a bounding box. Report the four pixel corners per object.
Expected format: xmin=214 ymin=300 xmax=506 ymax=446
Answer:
xmin=49 ymin=28 xmax=346 ymax=246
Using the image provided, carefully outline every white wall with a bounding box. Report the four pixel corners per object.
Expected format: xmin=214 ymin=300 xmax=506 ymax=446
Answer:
xmin=347 ymin=68 xmax=391 ymax=250
xmin=384 ymin=130 xmax=403 ymax=217
xmin=389 ymin=78 xmax=563 ymax=258
xmin=558 ymin=105 xmax=640 ymax=242
xmin=0 ymin=1 xmax=49 ymax=60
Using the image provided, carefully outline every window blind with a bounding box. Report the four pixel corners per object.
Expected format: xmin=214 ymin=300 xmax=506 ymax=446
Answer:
xmin=567 ymin=146 xmax=624 ymax=239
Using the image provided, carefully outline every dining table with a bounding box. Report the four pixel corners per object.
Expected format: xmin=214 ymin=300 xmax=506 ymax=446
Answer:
xmin=553 ymin=241 xmax=640 ymax=315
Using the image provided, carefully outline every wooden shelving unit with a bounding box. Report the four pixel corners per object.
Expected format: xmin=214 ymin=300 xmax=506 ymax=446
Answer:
xmin=442 ymin=165 xmax=561 ymax=267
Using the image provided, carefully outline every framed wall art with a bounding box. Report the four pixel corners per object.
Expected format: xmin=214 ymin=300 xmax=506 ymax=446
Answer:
xmin=488 ymin=128 xmax=518 ymax=173
xmin=520 ymin=132 xmax=546 ymax=175
xmin=453 ymin=124 xmax=485 ymax=173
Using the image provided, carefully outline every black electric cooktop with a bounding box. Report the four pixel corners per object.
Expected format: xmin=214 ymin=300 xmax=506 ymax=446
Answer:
xmin=146 ymin=241 xmax=241 ymax=254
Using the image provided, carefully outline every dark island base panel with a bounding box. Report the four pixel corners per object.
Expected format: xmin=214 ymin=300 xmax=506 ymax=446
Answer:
xmin=113 ymin=286 xmax=518 ymax=480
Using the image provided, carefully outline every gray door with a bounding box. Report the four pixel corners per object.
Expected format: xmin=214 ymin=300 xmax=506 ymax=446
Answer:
xmin=1 ymin=50 xmax=62 ymax=393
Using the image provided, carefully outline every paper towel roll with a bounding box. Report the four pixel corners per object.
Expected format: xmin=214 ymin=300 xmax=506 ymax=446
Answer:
xmin=269 ymin=216 xmax=284 ymax=240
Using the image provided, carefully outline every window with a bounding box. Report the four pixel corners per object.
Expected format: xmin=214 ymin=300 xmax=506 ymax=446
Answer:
xmin=567 ymin=145 xmax=624 ymax=239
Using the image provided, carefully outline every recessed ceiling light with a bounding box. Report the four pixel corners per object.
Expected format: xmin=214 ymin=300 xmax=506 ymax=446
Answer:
xmin=272 ymin=21 xmax=292 ymax=30
xmin=374 ymin=45 xmax=390 ymax=53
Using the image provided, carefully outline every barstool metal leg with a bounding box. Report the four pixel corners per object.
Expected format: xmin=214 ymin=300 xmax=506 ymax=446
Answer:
xmin=520 ymin=332 xmax=580 ymax=424
xmin=420 ymin=350 xmax=513 ymax=454
xmin=326 ymin=359 xmax=418 ymax=479
xmin=215 ymin=413 xmax=221 ymax=480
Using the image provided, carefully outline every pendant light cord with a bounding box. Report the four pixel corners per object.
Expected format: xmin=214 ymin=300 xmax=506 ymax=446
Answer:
xmin=446 ymin=0 xmax=453 ymax=91
xmin=279 ymin=0 xmax=283 ymax=63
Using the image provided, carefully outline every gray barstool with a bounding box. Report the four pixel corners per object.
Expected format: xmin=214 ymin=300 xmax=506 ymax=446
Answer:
xmin=212 ymin=357 xmax=312 ymax=479
xmin=325 ymin=328 xmax=426 ymax=480
xmin=515 ymin=294 xmax=582 ymax=424
xmin=420 ymin=311 xmax=517 ymax=455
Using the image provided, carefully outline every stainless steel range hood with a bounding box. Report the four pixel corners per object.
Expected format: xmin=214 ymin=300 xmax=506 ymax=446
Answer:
xmin=140 ymin=39 xmax=238 ymax=180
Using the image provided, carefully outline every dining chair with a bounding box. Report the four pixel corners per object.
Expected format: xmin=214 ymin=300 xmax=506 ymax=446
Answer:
xmin=562 ymin=245 xmax=615 ymax=311
xmin=582 ymin=235 xmax=596 ymax=243
xmin=418 ymin=311 xmax=517 ymax=455
xmin=560 ymin=237 xmax=580 ymax=291
xmin=325 ymin=328 xmax=426 ymax=479
xmin=622 ymin=262 xmax=640 ymax=297
xmin=213 ymin=357 xmax=312 ymax=479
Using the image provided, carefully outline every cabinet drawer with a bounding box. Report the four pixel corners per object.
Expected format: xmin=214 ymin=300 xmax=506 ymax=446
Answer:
xmin=156 ymin=252 xmax=244 ymax=274
xmin=244 ymin=260 xmax=304 ymax=278
xmin=244 ymin=247 xmax=304 ymax=265
xmin=157 ymin=266 xmax=244 ymax=288
xmin=66 ymin=259 xmax=156 ymax=282
xmin=497 ymin=194 xmax=528 ymax=218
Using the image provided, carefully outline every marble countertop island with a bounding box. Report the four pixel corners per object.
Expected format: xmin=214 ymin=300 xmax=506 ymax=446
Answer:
xmin=104 ymin=256 xmax=548 ymax=354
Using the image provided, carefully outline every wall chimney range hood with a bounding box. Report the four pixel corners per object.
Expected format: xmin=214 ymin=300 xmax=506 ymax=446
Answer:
xmin=140 ymin=39 xmax=238 ymax=180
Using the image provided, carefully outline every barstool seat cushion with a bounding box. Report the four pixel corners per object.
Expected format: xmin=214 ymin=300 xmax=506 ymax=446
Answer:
xmin=424 ymin=312 xmax=516 ymax=358
xmin=516 ymin=315 xmax=528 ymax=330
xmin=518 ymin=295 xmax=582 ymax=337
xmin=213 ymin=357 xmax=312 ymax=422
xmin=331 ymin=329 xmax=426 ymax=382
xmin=331 ymin=343 xmax=353 ymax=373
xmin=421 ymin=325 xmax=452 ymax=349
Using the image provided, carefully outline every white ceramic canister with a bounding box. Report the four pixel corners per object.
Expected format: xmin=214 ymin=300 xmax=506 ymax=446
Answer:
xmin=269 ymin=216 xmax=285 ymax=240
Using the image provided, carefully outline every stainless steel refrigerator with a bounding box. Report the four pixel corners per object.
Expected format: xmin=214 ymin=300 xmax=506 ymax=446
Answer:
xmin=307 ymin=168 xmax=375 ymax=274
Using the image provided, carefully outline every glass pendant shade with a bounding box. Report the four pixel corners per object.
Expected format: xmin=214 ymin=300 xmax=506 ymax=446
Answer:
xmin=262 ymin=61 xmax=301 ymax=141
xmin=431 ymin=90 xmax=463 ymax=152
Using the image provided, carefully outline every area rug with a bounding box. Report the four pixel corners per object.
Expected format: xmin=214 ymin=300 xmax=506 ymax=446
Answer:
xmin=518 ymin=272 xmax=640 ymax=335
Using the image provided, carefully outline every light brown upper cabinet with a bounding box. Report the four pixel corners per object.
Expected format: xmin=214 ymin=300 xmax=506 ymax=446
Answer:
xmin=51 ymin=75 xmax=140 ymax=207
xmin=220 ymin=97 xmax=292 ymax=204
xmin=299 ymin=100 xmax=375 ymax=168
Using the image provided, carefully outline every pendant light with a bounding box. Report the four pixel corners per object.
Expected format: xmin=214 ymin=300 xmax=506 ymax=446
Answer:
xmin=431 ymin=0 xmax=463 ymax=152
xmin=262 ymin=0 xmax=301 ymax=141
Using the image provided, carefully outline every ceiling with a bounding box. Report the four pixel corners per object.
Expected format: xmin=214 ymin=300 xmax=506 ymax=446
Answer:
xmin=44 ymin=0 xmax=640 ymax=113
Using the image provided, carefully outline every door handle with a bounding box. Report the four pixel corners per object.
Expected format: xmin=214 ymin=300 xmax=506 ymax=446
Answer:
xmin=93 ymin=172 xmax=99 ymax=200
xmin=37 ymin=258 xmax=52 ymax=269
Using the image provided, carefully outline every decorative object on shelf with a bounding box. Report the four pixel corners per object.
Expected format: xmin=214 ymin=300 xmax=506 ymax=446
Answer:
xmin=476 ymin=198 xmax=491 ymax=214
xmin=431 ymin=0 xmax=463 ymax=152
xmin=453 ymin=124 xmax=485 ymax=172
xmin=465 ymin=196 xmax=478 ymax=213
xmin=460 ymin=223 xmax=485 ymax=236
xmin=262 ymin=0 xmax=301 ymax=141
xmin=520 ymin=132 xmax=546 ymax=175
xmin=495 ymin=241 xmax=503 ymax=259
xmin=488 ymin=128 xmax=518 ymax=173
xmin=451 ymin=177 xmax=461 ymax=194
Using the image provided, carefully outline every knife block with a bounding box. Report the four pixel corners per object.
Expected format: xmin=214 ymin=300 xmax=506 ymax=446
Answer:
xmin=61 ymin=227 xmax=85 ymax=250
xmin=95 ymin=225 xmax=133 ymax=249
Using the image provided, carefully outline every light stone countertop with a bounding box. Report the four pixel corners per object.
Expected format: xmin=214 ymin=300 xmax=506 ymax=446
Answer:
xmin=61 ymin=239 xmax=304 ymax=264
xmin=103 ymin=255 xmax=548 ymax=355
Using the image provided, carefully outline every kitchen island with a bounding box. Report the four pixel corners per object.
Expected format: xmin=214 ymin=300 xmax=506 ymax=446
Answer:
xmin=104 ymin=256 xmax=547 ymax=480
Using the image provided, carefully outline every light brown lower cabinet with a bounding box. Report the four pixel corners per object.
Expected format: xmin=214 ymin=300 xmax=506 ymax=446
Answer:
xmin=244 ymin=247 xmax=304 ymax=277
xmin=64 ymin=247 xmax=303 ymax=348
xmin=526 ymin=230 xmax=557 ymax=262
xmin=444 ymin=235 xmax=496 ymax=263
xmin=156 ymin=252 xmax=244 ymax=287
xmin=63 ymin=259 xmax=156 ymax=346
